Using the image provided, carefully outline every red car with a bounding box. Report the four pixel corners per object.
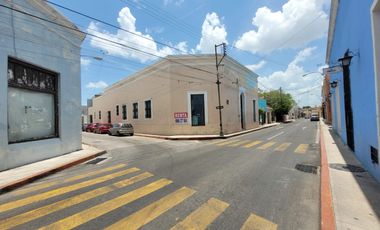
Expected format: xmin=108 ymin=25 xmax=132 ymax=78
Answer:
xmin=85 ymin=123 xmax=99 ymax=132
xmin=94 ymin=123 xmax=112 ymax=134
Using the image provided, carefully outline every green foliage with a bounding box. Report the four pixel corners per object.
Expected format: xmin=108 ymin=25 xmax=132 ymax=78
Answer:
xmin=260 ymin=90 xmax=294 ymax=121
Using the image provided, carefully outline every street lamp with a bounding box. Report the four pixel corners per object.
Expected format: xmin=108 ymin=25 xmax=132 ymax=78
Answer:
xmin=338 ymin=55 xmax=353 ymax=67
xmin=330 ymin=81 xmax=338 ymax=88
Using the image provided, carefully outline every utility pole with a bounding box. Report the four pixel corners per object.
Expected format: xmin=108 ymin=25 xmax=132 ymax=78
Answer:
xmin=215 ymin=43 xmax=226 ymax=137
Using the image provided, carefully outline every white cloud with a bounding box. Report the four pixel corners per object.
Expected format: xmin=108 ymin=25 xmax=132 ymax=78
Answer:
xmin=81 ymin=57 xmax=91 ymax=66
xmin=246 ymin=60 xmax=266 ymax=72
xmin=196 ymin=12 xmax=228 ymax=53
xmin=259 ymin=47 xmax=323 ymax=106
xmin=87 ymin=7 xmax=188 ymax=63
xmin=164 ymin=0 xmax=184 ymax=6
xmin=86 ymin=81 xmax=108 ymax=89
xmin=235 ymin=0 xmax=328 ymax=54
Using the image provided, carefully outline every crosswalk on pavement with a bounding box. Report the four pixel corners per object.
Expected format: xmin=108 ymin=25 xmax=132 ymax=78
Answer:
xmin=0 ymin=164 xmax=278 ymax=230
xmin=213 ymin=139 xmax=310 ymax=154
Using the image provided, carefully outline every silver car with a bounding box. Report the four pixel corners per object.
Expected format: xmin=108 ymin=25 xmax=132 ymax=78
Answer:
xmin=108 ymin=123 xmax=134 ymax=136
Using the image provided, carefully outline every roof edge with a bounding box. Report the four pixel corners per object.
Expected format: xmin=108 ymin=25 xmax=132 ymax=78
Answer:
xmin=326 ymin=0 xmax=339 ymax=64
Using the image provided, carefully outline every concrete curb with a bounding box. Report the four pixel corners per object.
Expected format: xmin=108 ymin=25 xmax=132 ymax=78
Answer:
xmin=320 ymin=123 xmax=336 ymax=230
xmin=0 ymin=149 xmax=106 ymax=194
xmin=135 ymin=123 xmax=279 ymax=140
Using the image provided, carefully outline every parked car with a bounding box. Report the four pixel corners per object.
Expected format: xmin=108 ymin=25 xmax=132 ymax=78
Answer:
xmin=85 ymin=123 xmax=99 ymax=132
xmin=108 ymin=123 xmax=134 ymax=136
xmin=94 ymin=123 xmax=113 ymax=134
xmin=310 ymin=113 xmax=320 ymax=121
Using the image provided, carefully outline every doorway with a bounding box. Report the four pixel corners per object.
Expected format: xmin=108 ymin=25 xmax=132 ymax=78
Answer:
xmin=342 ymin=55 xmax=355 ymax=151
xmin=240 ymin=93 xmax=245 ymax=129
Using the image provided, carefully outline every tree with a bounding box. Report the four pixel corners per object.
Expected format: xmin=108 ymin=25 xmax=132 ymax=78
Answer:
xmin=260 ymin=89 xmax=294 ymax=121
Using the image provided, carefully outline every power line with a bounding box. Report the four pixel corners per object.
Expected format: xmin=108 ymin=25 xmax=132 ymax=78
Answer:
xmin=0 ymin=3 xmax=216 ymax=76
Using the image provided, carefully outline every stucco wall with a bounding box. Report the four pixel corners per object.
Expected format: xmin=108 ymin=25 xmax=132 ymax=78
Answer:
xmin=88 ymin=55 xmax=259 ymax=135
xmin=329 ymin=0 xmax=380 ymax=181
xmin=0 ymin=0 xmax=83 ymax=171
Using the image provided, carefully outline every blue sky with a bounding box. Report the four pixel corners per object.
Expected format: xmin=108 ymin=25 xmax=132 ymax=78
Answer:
xmin=50 ymin=0 xmax=330 ymax=106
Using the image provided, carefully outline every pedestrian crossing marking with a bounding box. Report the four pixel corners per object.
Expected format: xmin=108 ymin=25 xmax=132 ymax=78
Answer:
xmin=294 ymin=144 xmax=308 ymax=154
xmin=39 ymin=178 xmax=172 ymax=230
xmin=171 ymin=198 xmax=229 ymax=230
xmin=106 ymin=187 xmax=196 ymax=230
xmin=12 ymin=164 xmax=126 ymax=196
xmin=229 ymin=140 xmax=250 ymax=147
xmin=216 ymin=139 xmax=240 ymax=146
xmin=257 ymin=142 xmax=276 ymax=150
xmin=243 ymin=140 xmax=262 ymax=148
xmin=0 ymin=167 xmax=139 ymax=213
xmin=240 ymin=213 xmax=277 ymax=230
xmin=0 ymin=172 xmax=153 ymax=230
xmin=274 ymin=143 xmax=291 ymax=152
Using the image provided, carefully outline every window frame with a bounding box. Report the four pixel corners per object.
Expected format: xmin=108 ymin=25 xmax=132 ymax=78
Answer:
xmin=116 ymin=105 xmax=119 ymax=116
xmin=144 ymin=99 xmax=152 ymax=119
xmin=7 ymin=57 xmax=59 ymax=144
xmin=122 ymin=104 xmax=127 ymax=120
xmin=133 ymin=102 xmax=139 ymax=119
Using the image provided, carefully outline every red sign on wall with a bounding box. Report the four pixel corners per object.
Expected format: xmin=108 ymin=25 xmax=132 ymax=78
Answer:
xmin=174 ymin=112 xmax=188 ymax=118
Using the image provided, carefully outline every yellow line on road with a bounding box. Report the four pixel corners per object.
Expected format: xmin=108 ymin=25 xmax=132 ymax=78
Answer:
xmin=228 ymin=140 xmax=250 ymax=147
xmin=243 ymin=140 xmax=262 ymax=148
xmin=274 ymin=143 xmax=292 ymax=152
xmin=240 ymin=213 xmax=277 ymax=230
xmin=171 ymin=198 xmax=229 ymax=230
xmin=106 ymin=187 xmax=196 ymax=230
xmin=0 ymin=167 xmax=139 ymax=213
xmin=257 ymin=142 xmax=276 ymax=150
xmin=0 ymin=172 xmax=153 ymax=230
xmin=39 ymin=178 xmax=172 ymax=230
xmin=216 ymin=139 xmax=240 ymax=146
xmin=294 ymin=144 xmax=308 ymax=154
xmin=12 ymin=164 xmax=126 ymax=196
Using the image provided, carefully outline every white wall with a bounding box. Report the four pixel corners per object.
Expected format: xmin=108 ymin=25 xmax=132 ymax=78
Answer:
xmin=0 ymin=0 xmax=83 ymax=171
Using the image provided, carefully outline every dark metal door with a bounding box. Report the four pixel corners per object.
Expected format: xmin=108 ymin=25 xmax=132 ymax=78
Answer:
xmin=343 ymin=65 xmax=355 ymax=151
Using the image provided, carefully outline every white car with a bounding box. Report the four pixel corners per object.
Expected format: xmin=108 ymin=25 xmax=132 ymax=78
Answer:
xmin=108 ymin=123 xmax=134 ymax=136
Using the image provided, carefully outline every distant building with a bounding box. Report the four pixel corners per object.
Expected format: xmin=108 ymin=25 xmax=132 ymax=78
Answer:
xmin=326 ymin=0 xmax=380 ymax=181
xmin=0 ymin=0 xmax=85 ymax=171
xmin=88 ymin=55 xmax=259 ymax=135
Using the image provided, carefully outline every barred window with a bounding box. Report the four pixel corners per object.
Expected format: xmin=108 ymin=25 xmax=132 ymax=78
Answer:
xmin=122 ymin=105 xmax=127 ymax=120
xmin=133 ymin=103 xmax=138 ymax=119
xmin=145 ymin=100 xmax=152 ymax=119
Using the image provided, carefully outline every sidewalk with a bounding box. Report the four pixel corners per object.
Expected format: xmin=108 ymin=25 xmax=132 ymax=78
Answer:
xmin=320 ymin=121 xmax=380 ymax=230
xmin=0 ymin=144 xmax=106 ymax=194
xmin=136 ymin=123 xmax=280 ymax=140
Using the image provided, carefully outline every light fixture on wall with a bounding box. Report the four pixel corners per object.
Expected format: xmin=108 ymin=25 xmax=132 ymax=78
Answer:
xmin=330 ymin=81 xmax=338 ymax=88
xmin=338 ymin=49 xmax=353 ymax=67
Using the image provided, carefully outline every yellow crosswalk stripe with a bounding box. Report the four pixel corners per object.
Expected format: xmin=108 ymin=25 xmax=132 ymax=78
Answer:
xmin=216 ymin=139 xmax=240 ymax=146
xmin=12 ymin=164 xmax=126 ymax=196
xmin=240 ymin=213 xmax=277 ymax=230
xmin=39 ymin=178 xmax=173 ymax=230
xmin=257 ymin=142 xmax=276 ymax=150
xmin=0 ymin=167 xmax=139 ymax=213
xmin=106 ymin=187 xmax=196 ymax=230
xmin=294 ymin=144 xmax=308 ymax=154
xmin=171 ymin=198 xmax=229 ymax=230
xmin=274 ymin=143 xmax=292 ymax=152
xmin=228 ymin=140 xmax=250 ymax=147
xmin=0 ymin=172 xmax=153 ymax=230
xmin=244 ymin=140 xmax=262 ymax=148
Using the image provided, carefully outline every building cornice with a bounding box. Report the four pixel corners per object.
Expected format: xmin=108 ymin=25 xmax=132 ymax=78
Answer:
xmin=326 ymin=0 xmax=339 ymax=64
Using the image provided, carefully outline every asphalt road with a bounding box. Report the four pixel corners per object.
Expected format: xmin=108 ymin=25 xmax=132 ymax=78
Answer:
xmin=0 ymin=119 xmax=320 ymax=230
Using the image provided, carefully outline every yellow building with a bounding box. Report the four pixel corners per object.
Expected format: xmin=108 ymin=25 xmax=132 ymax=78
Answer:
xmin=88 ymin=55 xmax=259 ymax=136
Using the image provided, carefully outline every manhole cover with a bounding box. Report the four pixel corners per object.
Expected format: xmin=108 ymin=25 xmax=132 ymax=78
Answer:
xmin=295 ymin=164 xmax=318 ymax=174
xmin=329 ymin=164 xmax=366 ymax=173
xmin=309 ymin=143 xmax=319 ymax=149
xmin=86 ymin=157 xmax=107 ymax=165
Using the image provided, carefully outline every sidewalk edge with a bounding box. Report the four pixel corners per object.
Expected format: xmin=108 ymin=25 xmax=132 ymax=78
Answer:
xmin=135 ymin=123 xmax=279 ymax=140
xmin=320 ymin=123 xmax=336 ymax=230
xmin=0 ymin=149 xmax=106 ymax=194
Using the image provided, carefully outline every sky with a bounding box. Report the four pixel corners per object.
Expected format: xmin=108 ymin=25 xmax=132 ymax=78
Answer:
xmin=49 ymin=0 xmax=331 ymax=107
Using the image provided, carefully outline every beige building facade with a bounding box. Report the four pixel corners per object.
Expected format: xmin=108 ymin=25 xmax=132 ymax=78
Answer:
xmin=88 ymin=55 xmax=259 ymax=135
